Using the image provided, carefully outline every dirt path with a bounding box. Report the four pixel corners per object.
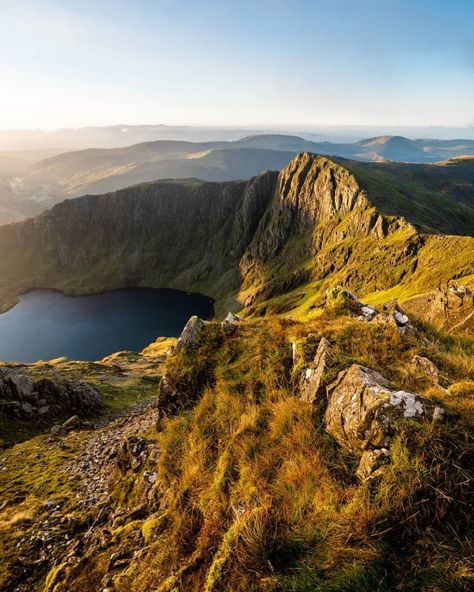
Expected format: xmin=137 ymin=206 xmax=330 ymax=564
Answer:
xmin=65 ymin=401 xmax=159 ymax=506
xmin=5 ymin=401 xmax=159 ymax=592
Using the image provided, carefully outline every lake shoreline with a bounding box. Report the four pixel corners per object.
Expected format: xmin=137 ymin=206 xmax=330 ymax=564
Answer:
xmin=0 ymin=287 xmax=215 ymax=363
xmin=0 ymin=285 xmax=215 ymax=315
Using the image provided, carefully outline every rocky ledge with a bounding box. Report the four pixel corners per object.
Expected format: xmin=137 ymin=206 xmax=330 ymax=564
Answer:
xmin=0 ymin=367 xmax=103 ymax=421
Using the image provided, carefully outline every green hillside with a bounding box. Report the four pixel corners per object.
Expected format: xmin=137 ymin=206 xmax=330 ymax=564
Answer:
xmin=340 ymin=157 xmax=474 ymax=235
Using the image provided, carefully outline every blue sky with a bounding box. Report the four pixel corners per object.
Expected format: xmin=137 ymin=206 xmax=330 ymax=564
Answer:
xmin=1 ymin=0 xmax=473 ymax=129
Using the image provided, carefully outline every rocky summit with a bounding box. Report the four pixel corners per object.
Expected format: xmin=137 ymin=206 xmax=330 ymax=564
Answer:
xmin=0 ymin=153 xmax=472 ymax=331
xmin=0 ymin=152 xmax=473 ymax=592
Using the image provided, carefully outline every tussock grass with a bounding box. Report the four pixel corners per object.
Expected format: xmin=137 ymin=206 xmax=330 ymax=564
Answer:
xmin=109 ymin=315 xmax=473 ymax=592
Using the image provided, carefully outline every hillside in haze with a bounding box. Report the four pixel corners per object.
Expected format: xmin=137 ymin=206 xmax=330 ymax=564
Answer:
xmin=1 ymin=133 xmax=474 ymax=225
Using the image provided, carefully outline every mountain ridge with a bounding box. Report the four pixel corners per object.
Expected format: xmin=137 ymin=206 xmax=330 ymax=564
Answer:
xmin=0 ymin=153 xmax=472 ymax=334
xmin=1 ymin=133 xmax=474 ymax=226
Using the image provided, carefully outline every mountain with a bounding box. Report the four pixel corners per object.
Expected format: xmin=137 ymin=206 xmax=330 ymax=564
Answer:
xmin=2 ymin=133 xmax=474 ymax=226
xmin=0 ymin=153 xmax=472 ymax=332
xmin=336 ymin=156 xmax=474 ymax=236
xmin=0 ymin=153 xmax=473 ymax=592
xmin=0 ymin=125 xmax=275 ymax=152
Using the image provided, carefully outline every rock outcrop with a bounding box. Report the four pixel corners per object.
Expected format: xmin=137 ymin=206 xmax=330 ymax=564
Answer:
xmin=0 ymin=368 xmax=103 ymax=420
xmin=325 ymin=364 xmax=444 ymax=479
xmin=411 ymin=355 xmax=441 ymax=386
xmin=176 ymin=315 xmax=206 ymax=350
xmin=299 ymin=338 xmax=331 ymax=404
xmin=325 ymin=286 xmax=415 ymax=333
xmin=222 ymin=311 xmax=242 ymax=326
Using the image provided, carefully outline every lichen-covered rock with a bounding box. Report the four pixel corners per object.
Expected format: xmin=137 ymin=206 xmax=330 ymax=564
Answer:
xmin=371 ymin=300 xmax=414 ymax=334
xmin=300 ymin=338 xmax=331 ymax=404
xmin=176 ymin=315 xmax=206 ymax=350
xmin=325 ymin=364 xmax=444 ymax=479
xmin=221 ymin=312 xmax=243 ymax=334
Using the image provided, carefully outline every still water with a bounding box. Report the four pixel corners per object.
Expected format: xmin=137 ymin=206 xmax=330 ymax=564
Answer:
xmin=0 ymin=288 xmax=213 ymax=363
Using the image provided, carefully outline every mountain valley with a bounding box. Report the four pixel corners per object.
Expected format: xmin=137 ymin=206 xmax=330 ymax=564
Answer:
xmin=0 ymin=150 xmax=473 ymax=592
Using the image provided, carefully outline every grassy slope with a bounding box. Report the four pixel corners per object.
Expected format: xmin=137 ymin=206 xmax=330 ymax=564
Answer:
xmin=0 ymin=157 xmax=473 ymax=590
xmin=6 ymin=314 xmax=470 ymax=591
xmin=339 ymin=157 xmax=474 ymax=236
xmin=236 ymin=156 xmax=474 ymax=330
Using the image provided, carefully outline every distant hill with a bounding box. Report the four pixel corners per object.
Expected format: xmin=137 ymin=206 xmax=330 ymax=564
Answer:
xmin=1 ymin=134 xmax=474 ymax=225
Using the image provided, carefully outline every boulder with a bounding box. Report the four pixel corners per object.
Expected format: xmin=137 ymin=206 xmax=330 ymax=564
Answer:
xmin=62 ymin=415 xmax=82 ymax=431
xmin=411 ymin=355 xmax=440 ymax=386
xmin=176 ymin=316 xmax=206 ymax=350
xmin=0 ymin=370 xmax=103 ymax=421
xmin=0 ymin=368 xmax=35 ymax=401
xmin=300 ymin=338 xmax=331 ymax=404
xmin=222 ymin=312 xmax=242 ymax=326
xmin=357 ymin=305 xmax=378 ymax=321
xmin=50 ymin=424 xmax=67 ymax=438
xmin=64 ymin=380 xmax=102 ymax=411
xmin=325 ymin=364 xmax=444 ymax=479
xmin=221 ymin=311 xmax=243 ymax=334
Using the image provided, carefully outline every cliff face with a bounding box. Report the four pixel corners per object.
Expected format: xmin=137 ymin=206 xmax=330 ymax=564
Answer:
xmin=0 ymin=153 xmax=472 ymax=323
xmin=239 ymin=155 xmax=423 ymax=313
xmin=246 ymin=154 xmax=374 ymax=262
xmin=0 ymin=175 xmax=275 ymax=309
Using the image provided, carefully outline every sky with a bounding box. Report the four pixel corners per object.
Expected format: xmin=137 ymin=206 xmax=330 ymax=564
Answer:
xmin=0 ymin=0 xmax=473 ymax=130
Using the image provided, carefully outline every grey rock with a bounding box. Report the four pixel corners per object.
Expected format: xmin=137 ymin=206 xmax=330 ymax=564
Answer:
xmin=64 ymin=381 xmax=102 ymax=411
xmin=411 ymin=355 xmax=440 ymax=385
xmin=50 ymin=424 xmax=67 ymax=438
xmin=176 ymin=315 xmax=206 ymax=350
xmin=62 ymin=415 xmax=81 ymax=431
xmin=222 ymin=312 xmax=242 ymax=326
xmin=1 ymin=371 xmax=102 ymax=420
xmin=21 ymin=402 xmax=35 ymax=416
xmin=300 ymin=338 xmax=331 ymax=404
xmin=356 ymin=448 xmax=390 ymax=481
xmin=325 ymin=364 xmax=444 ymax=480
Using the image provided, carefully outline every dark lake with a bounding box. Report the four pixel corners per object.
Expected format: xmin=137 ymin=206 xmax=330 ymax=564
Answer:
xmin=0 ymin=288 xmax=214 ymax=363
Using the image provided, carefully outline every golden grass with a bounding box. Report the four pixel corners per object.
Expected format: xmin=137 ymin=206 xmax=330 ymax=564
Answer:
xmin=104 ymin=315 xmax=474 ymax=592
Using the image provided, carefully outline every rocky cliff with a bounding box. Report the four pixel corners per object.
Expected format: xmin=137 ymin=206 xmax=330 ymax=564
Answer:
xmin=0 ymin=153 xmax=472 ymax=326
